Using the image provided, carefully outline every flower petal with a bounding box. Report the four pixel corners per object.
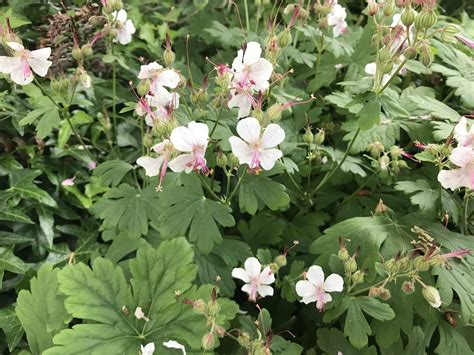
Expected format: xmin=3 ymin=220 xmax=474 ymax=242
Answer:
xmin=323 ymin=273 xmax=344 ymax=292
xmin=231 ymin=267 xmax=250 ymax=283
xmin=137 ymin=156 xmax=164 ymax=177
xmin=259 ymin=148 xmax=282 ymax=170
xmin=10 ymin=64 xmax=33 ymax=85
xmin=258 ymin=266 xmax=275 ymax=285
xmin=449 ymin=146 xmax=474 ymax=167
xmin=295 ymin=280 xmax=316 ymax=298
xmin=261 ymin=123 xmax=285 ymax=149
xmin=168 ymin=154 xmax=194 ymax=173
xmin=244 ymin=257 xmax=261 ymax=278
xmin=257 ymin=284 xmax=274 ymax=298
xmin=188 ymin=121 xmax=209 ymax=148
xmin=28 ymin=57 xmax=52 ymax=77
xmin=228 ymin=92 xmax=252 ymax=119
xmin=7 ymin=42 xmax=24 ymax=52
xmin=156 ymin=69 xmax=180 ymax=89
xmin=242 ymin=41 xmax=262 ymax=65
xmin=170 ymin=126 xmax=194 ymax=152
xmin=229 ymin=136 xmax=253 ymax=164
xmin=438 ymin=167 xmax=474 ymax=190
xmin=0 ymin=56 xmax=22 ymax=74
xmin=236 ymin=117 xmax=261 ymax=144
xmin=125 ymin=19 xmax=136 ymax=35
xmin=163 ymin=340 xmax=186 ymax=355
xmin=306 ymin=265 xmax=324 ymax=286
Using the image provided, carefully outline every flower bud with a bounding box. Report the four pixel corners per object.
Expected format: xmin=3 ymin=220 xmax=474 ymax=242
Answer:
xmin=404 ymin=46 xmax=417 ymax=59
xmin=378 ymin=47 xmax=392 ymax=62
xmin=338 ymin=247 xmax=350 ymax=262
xmin=398 ymin=257 xmax=411 ymax=272
xmin=103 ymin=3 xmax=113 ymax=14
xmin=367 ymin=1 xmax=379 ymax=16
xmin=381 ymin=61 xmax=394 ymax=74
xmin=266 ymin=103 xmax=283 ymax=122
xmin=237 ymin=332 xmax=251 ymax=348
xmin=72 ymin=47 xmax=83 ymax=61
xmin=193 ymin=299 xmax=207 ymax=314
xmin=303 ymin=129 xmax=314 ymax=145
xmin=274 ymin=255 xmax=287 ymax=268
xmin=191 ymin=89 xmax=208 ymax=107
xmin=79 ymin=70 xmax=91 ymax=88
xmin=389 ymin=145 xmax=402 ymax=159
xmin=351 ymin=270 xmax=365 ymax=284
xmin=375 ymin=199 xmax=389 ymax=214
xmin=368 ymin=142 xmax=384 ymax=158
xmin=111 ymin=0 xmax=124 ymax=11
xmin=385 ymin=259 xmax=400 ymax=274
xmin=419 ymin=46 xmax=434 ymax=67
xmin=137 ymin=80 xmax=151 ymax=96
xmin=216 ymin=153 xmax=228 ymax=168
xmin=441 ymin=24 xmax=460 ymax=43
xmin=402 ymin=280 xmax=415 ymax=294
xmin=419 ymin=9 xmax=437 ymax=29
xmin=50 ymin=79 xmax=62 ymax=93
xmin=202 ymin=332 xmax=216 ymax=350
xmin=344 ymin=257 xmax=357 ymax=274
xmin=414 ymin=256 xmax=430 ymax=271
xmin=207 ymin=301 xmax=220 ymax=317
xmin=229 ymin=153 xmax=240 ymax=168
xmin=81 ymin=44 xmax=93 ymax=57
xmin=422 ymin=286 xmax=441 ymax=308
xmin=401 ymin=7 xmax=416 ymax=27
xmin=315 ymin=129 xmax=325 ymax=145
xmin=164 ymin=48 xmax=176 ymax=67
xmin=379 ymin=154 xmax=391 ymax=171
xmin=277 ymin=28 xmax=292 ymax=48
xmin=397 ymin=160 xmax=408 ymax=169
xmin=383 ymin=1 xmax=396 ymax=16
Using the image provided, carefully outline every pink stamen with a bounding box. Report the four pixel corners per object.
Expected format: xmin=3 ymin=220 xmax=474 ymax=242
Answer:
xmin=441 ymin=249 xmax=471 ymax=259
xmin=250 ymin=149 xmax=260 ymax=170
xmin=401 ymin=151 xmax=420 ymax=163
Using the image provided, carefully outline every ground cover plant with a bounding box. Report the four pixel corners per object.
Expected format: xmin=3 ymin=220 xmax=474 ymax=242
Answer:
xmin=0 ymin=0 xmax=473 ymax=354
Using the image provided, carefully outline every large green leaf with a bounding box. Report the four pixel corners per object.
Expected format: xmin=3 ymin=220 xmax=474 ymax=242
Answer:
xmin=0 ymin=306 xmax=24 ymax=352
xmin=45 ymin=238 xmax=237 ymax=354
xmin=93 ymin=160 xmax=134 ymax=187
xmin=8 ymin=169 xmax=57 ymax=208
xmin=238 ymin=175 xmax=290 ymax=215
xmin=158 ymin=175 xmax=235 ymax=254
xmin=16 ymin=263 xmax=71 ymax=354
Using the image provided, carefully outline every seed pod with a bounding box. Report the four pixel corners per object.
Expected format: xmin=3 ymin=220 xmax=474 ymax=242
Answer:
xmin=344 ymin=257 xmax=357 ymax=274
xmin=72 ymin=47 xmax=83 ymax=61
xmin=414 ymin=256 xmax=430 ymax=271
xmin=164 ymin=48 xmax=176 ymax=67
xmin=81 ymin=44 xmax=93 ymax=57
xmin=404 ymin=46 xmax=417 ymax=59
xmin=277 ymin=28 xmax=292 ymax=48
xmin=338 ymin=247 xmax=350 ymax=262
xmin=207 ymin=301 xmax=220 ymax=317
xmin=351 ymin=270 xmax=365 ymax=284
xmin=303 ymin=129 xmax=314 ymax=145
xmin=274 ymin=255 xmax=287 ymax=268
xmin=266 ymin=103 xmax=283 ymax=122
xmin=111 ymin=0 xmax=123 ymax=11
xmin=378 ymin=47 xmax=392 ymax=62
xmin=202 ymin=333 xmax=216 ymax=350
xmin=137 ymin=80 xmax=151 ymax=96
xmin=402 ymin=280 xmax=415 ymax=294
xmin=401 ymin=6 xmax=416 ymax=27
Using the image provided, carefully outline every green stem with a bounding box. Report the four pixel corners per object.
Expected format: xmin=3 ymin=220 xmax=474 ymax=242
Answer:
xmin=311 ymin=128 xmax=361 ymax=197
xmin=209 ymin=101 xmax=224 ymax=139
xmin=244 ymin=0 xmax=250 ymax=33
xmin=285 ymin=169 xmax=304 ymax=197
xmin=225 ymin=168 xmax=247 ymax=204
xmin=375 ymin=59 xmax=408 ymax=95
xmin=111 ymin=44 xmax=118 ymax=147
xmin=462 ymin=189 xmax=470 ymax=235
xmin=34 ymin=79 xmax=97 ymax=162
xmin=306 ymin=149 xmax=312 ymax=192
xmin=225 ymin=169 xmax=232 ymax=198
xmin=198 ymin=174 xmax=221 ymax=201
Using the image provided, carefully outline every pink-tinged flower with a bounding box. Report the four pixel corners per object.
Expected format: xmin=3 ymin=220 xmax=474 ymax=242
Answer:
xmin=140 ymin=342 xmax=155 ymax=355
xmin=136 ymin=139 xmax=174 ymax=188
xmin=438 ymin=146 xmax=474 ymax=190
xmin=231 ymin=41 xmax=273 ymax=92
xmin=137 ymin=61 xmax=181 ymax=94
xmin=295 ymin=265 xmax=344 ymax=310
xmin=231 ymin=257 xmax=275 ymax=302
xmin=88 ymin=161 xmax=97 ymax=170
xmin=454 ymin=116 xmax=474 ymax=147
xmin=112 ymin=10 xmax=136 ymax=45
xmin=0 ymin=42 xmax=51 ymax=85
xmin=455 ymin=34 xmax=474 ymax=49
xmin=327 ymin=4 xmax=348 ymax=37
xmin=228 ymin=85 xmax=257 ymax=119
xmin=136 ymin=91 xmax=179 ymax=127
xmin=169 ymin=122 xmax=210 ymax=174
xmin=163 ymin=340 xmax=186 ymax=355
xmin=390 ymin=14 xmax=413 ymax=53
xmin=229 ymin=117 xmax=285 ymax=173
xmin=61 ymin=177 xmax=76 ymax=186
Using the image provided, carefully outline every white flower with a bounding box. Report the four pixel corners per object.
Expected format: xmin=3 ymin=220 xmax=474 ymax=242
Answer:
xmin=438 ymin=146 xmax=474 ymax=190
xmin=422 ymin=286 xmax=442 ymax=308
xmin=61 ymin=177 xmax=75 ymax=186
xmin=231 ymin=41 xmax=273 ymax=92
xmin=163 ymin=340 xmax=186 ymax=355
xmin=136 ymin=139 xmax=174 ymax=188
xmin=295 ymin=265 xmax=344 ymax=310
xmin=169 ymin=121 xmax=210 ymax=174
xmin=390 ymin=13 xmax=413 ymax=53
xmin=134 ymin=306 xmax=149 ymax=322
xmin=364 ymin=59 xmax=407 ymax=87
xmin=228 ymin=88 xmax=256 ymax=119
xmin=136 ymin=91 xmax=179 ymax=127
xmin=232 ymin=257 xmax=275 ymax=302
xmin=0 ymin=42 xmax=52 ymax=85
xmin=454 ymin=116 xmax=474 ymax=148
xmin=112 ymin=10 xmax=136 ymax=45
xmin=140 ymin=342 xmax=155 ymax=355
xmin=327 ymin=4 xmax=348 ymax=37
xmin=229 ymin=117 xmax=285 ymax=172
xmin=138 ymin=61 xmax=181 ymax=94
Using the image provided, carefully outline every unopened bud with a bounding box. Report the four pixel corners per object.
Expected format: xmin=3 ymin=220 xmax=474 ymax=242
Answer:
xmin=229 ymin=153 xmax=240 ymax=168
xmin=278 ymin=28 xmax=292 ymax=47
xmin=315 ymin=129 xmax=325 ymax=145
xmin=419 ymin=46 xmax=434 ymax=67
xmin=143 ymin=133 xmax=154 ymax=149
xmin=344 ymin=257 xmax=357 ymax=274
xmin=418 ymin=9 xmax=437 ymax=29
xmin=338 ymin=247 xmax=350 ymax=262
xmin=193 ymin=299 xmax=207 ymax=314
xmin=381 ymin=61 xmax=394 ymax=74
xmin=414 ymin=256 xmax=430 ymax=272
xmin=207 ymin=301 xmax=220 ymax=317
xmin=202 ymin=332 xmax=216 ymax=350
xmin=368 ymin=142 xmax=384 ymax=158
xmin=367 ymin=1 xmax=379 ymax=16
xmin=441 ymin=24 xmax=460 ymax=43
xmin=401 ymin=7 xmax=416 ymax=27
xmin=375 ymin=199 xmax=389 ymax=214
xmin=274 ymin=255 xmax=287 ymax=268
xmin=397 ymin=160 xmax=408 ymax=169
xmin=164 ymin=48 xmax=176 ymax=67
xmin=352 ymin=270 xmax=365 ymax=284
xmin=137 ymin=80 xmax=151 ymax=96
xmin=51 ymin=79 xmax=61 ymax=93
xmin=111 ymin=0 xmax=123 ymax=11
xmin=303 ymin=129 xmax=314 ymax=145
xmin=383 ymin=1 xmax=396 ymax=16
xmin=378 ymin=47 xmax=392 ymax=62
xmin=404 ymin=46 xmax=417 ymax=59
xmin=422 ymin=286 xmax=441 ymax=308
xmin=81 ymin=44 xmax=93 ymax=57
xmin=103 ymin=3 xmax=113 ymax=14
xmin=384 ymin=259 xmax=400 ymax=274
xmin=216 ymin=153 xmax=228 ymax=168
xmin=266 ymin=103 xmax=283 ymax=122
xmin=379 ymin=154 xmax=391 ymax=171
xmin=389 ymin=145 xmax=403 ymax=159
xmin=72 ymin=47 xmax=83 ymax=61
